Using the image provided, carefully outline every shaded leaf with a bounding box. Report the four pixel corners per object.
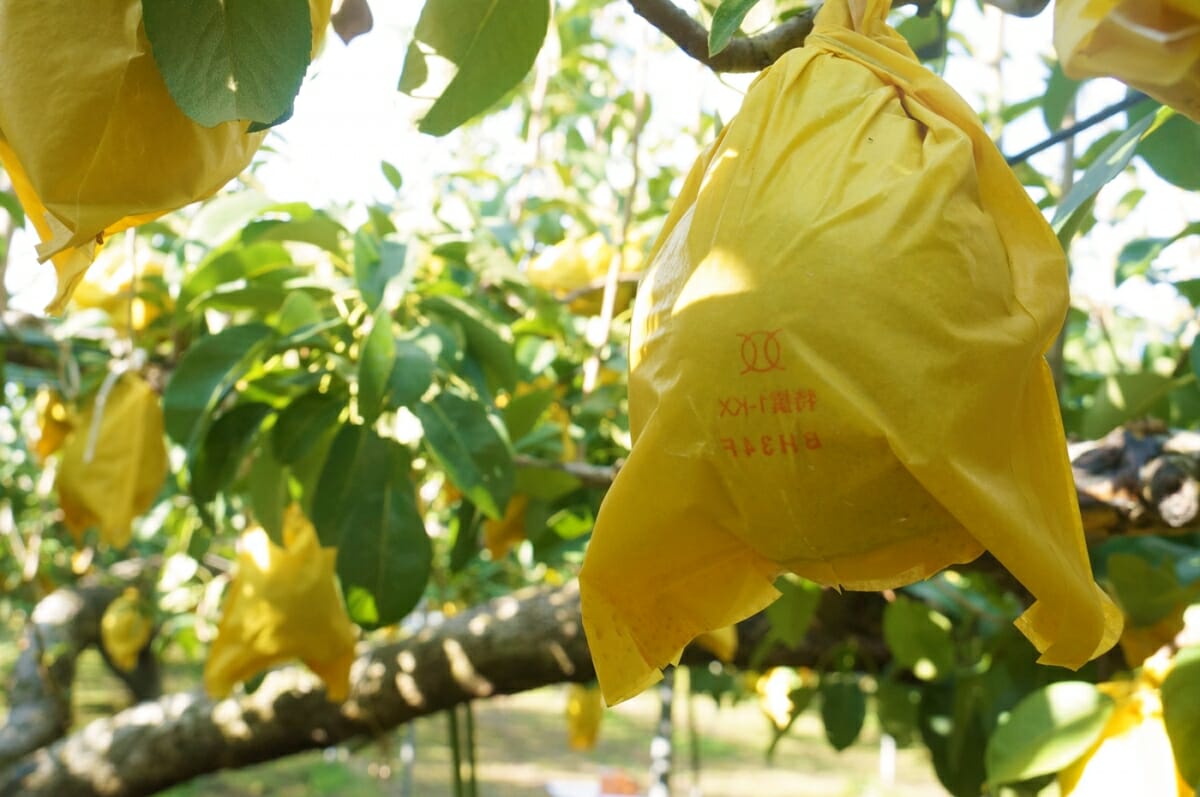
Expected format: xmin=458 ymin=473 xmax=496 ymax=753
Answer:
xmin=1163 ymin=645 xmax=1200 ymax=787
xmin=358 ymin=310 xmax=396 ymax=426
xmin=273 ymin=389 xmax=345 ymax=464
xmin=414 ymin=391 xmax=514 ymax=519
xmin=820 ymin=673 xmax=866 ymax=752
xmin=883 ymin=596 xmax=956 ymax=682
xmin=709 ymin=0 xmax=763 ymax=56
xmin=163 ymin=323 xmax=274 ymax=447
xmin=142 ymin=0 xmax=312 ymax=127
xmin=190 ymin=402 xmax=272 ymax=502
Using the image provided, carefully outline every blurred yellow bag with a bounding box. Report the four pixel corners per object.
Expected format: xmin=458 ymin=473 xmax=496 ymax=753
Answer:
xmin=1055 ymin=0 xmax=1200 ymax=122
xmin=580 ymin=0 xmax=1123 ymax=706
xmin=56 ymin=373 xmax=168 ymax=549
xmin=204 ymin=505 xmax=358 ymax=701
xmin=0 ymin=0 xmax=331 ymax=313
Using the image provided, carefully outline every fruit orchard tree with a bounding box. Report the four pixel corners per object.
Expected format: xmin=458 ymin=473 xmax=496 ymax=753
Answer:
xmin=2 ymin=1 xmax=1200 ymax=796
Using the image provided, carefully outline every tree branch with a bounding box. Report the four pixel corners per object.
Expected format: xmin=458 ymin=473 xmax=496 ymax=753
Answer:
xmin=625 ymin=0 xmax=819 ymax=73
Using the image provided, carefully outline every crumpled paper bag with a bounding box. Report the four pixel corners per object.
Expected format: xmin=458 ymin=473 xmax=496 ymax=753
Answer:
xmin=0 ymin=0 xmax=330 ymax=313
xmin=580 ymin=0 xmax=1122 ymax=706
xmin=1055 ymin=0 xmax=1200 ymax=122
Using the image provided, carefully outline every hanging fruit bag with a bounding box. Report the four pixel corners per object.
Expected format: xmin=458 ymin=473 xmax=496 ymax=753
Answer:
xmin=580 ymin=0 xmax=1123 ymax=706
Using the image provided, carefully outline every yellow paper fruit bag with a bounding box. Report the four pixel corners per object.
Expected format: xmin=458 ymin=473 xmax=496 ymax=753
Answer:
xmin=204 ymin=505 xmax=358 ymax=701
xmin=565 ymin=683 xmax=605 ymax=751
xmin=56 ymin=373 xmax=168 ymax=549
xmin=1055 ymin=1 xmax=1200 ymax=122
xmin=0 ymin=0 xmax=332 ymax=313
xmin=579 ymin=0 xmax=1122 ymax=706
xmin=101 ymin=587 xmax=154 ymax=672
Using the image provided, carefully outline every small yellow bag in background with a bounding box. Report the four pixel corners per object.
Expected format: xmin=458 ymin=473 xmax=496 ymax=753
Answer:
xmin=55 ymin=372 xmax=168 ymax=549
xmin=1055 ymin=0 xmax=1200 ymax=122
xmin=580 ymin=0 xmax=1123 ymax=706
xmin=0 ymin=0 xmax=331 ymax=314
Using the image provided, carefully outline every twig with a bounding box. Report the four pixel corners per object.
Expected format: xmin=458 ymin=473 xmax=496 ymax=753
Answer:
xmin=626 ymin=0 xmax=818 ymax=72
xmin=513 ymin=454 xmax=618 ymax=487
xmin=1006 ymin=93 xmax=1150 ymax=166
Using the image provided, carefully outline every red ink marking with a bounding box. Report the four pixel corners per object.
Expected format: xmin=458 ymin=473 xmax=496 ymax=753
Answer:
xmin=779 ymin=433 xmax=799 ymax=454
xmin=805 ymin=432 xmax=822 ymax=450
xmin=721 ymin=437 xmax=738 ymax=457
xmin=761 ymin=435 xmax=775 ymax=456
xmin=738 ymin=330 xmax=784 ymax=374
xmin=771 ymin=390 xmax=792 ymax=414
xmin=794 ymin=389 xmax=817 ymax=412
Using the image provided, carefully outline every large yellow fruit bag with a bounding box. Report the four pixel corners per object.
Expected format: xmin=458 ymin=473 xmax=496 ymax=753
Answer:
xmin=204 ymin=505 xmax=358 ymax=701
xmin=1055 ymin=1 xmax=1200 ymax=123
xmin=0 ymin=0 xmax=331 ymax=314
xmin=55 ymin=373 xmax=168 ymax=549
xmin=579 ymin=0 xmax=1123 ymax=706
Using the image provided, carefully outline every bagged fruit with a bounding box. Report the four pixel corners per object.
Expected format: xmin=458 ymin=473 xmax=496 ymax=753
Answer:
xmin=580 ymin=0 xmax=1122 ymax=705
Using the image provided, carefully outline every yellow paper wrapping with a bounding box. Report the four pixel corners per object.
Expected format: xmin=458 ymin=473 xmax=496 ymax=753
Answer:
xmin=55 ymin=373 xmax=168 ymax=549
xmin=579 ymin=0 xmax=1122 ymax=706
xmin=0 ymin=0 xmax=331 ymax=313
xmin=204 ymin=505 xmax=358 ymax=701
xmin=1055 ymin=1 xmax=1200 ymax=123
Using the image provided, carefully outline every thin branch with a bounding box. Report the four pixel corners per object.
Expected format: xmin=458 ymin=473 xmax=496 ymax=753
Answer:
xmin=626 ymin=0 xmax=819 ymax=73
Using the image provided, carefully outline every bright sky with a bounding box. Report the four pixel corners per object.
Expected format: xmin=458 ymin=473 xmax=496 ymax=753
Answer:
xmin=7 ymin=1 xmax=1200 ymax=339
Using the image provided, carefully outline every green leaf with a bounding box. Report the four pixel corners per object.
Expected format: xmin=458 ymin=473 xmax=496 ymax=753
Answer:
xmin=883 ymin=596 xmax=957 ymax=682
xmin=358 ymin=310 xmax=396 ymax=426
xmin=273 ymin=389 xmax=345 ymax=464
xmin=190 ymin=402 xmax=272 ymax=502
xmin=163 ymin=323 xmax=275 ymax=447
xmin=985 ymin=681 xmax=1115 ymax=787
xmin=1043 ymin=62 xmax=1082 ymax=132
xmin=876 ymin=676 xmax=922 ymax=747
xmin=1079 ymin=372 xmax=1180 ymax=439
xmin=896 ymin=12 xmax=946 ymax=61
xmin=385 ymin=340 xmax=437 ymax=409
xmin=398 ymin=41 xmax=429 ymax=93
xmin=1052 ymin=111 xmax=1157 ymax=233
xmin=1116 ymin=236 xmax=1174 ymax=285
xmin=765 ymin=574 xmax=821 ymax=647
xmin=381 ymin=161 xmax=404 ymax=191
xmin=354 ymin=236 xmax=409 ymax=311
xmin=334 ymin=436 xmax=433 ymax=629
xmin=513 ymin=466 xmax=581 ymax=501
xmin=1105 ymin=552 xmax=1184 ymax=626
xmin=181 ymin=242 xmax=294 ymax=311
xmin=142 ymin=0 xmax=312 ymax=127
xmin=920 ymin=679 xmax=991 ymax=797
xmin=0 ymin=190 xmax=25 ymax=227
xmin=709 ymin=0 xmax=762 ymax=56
xmin=311 ymin=423 xmax=369 ymax=546
xmin=407 ymin=0 xmax=550 ymax=136
xmin=501 ymin=388 xmax=557 ymax=442
xmin=414 ymin=391 xmax=514 ymax=520
xmin=1163 ymin=645 xmax=1200 ymax=788
xmin=247 ymin=446 xmax=288 ymax=544
xmin=1137 ymin=112 xmax=1200 ymax=190
xmin=242 ymin=206 xmax=346 ymax=256
xmin=449 ymin=500 xmax=480 ymax=573
xmin=276 ymin=291 xmax=325 ymax=335
xmin=820 ymin=673 xmax=866 ymax=752
xmin=423 ymin=294 xmax=518 ymax=392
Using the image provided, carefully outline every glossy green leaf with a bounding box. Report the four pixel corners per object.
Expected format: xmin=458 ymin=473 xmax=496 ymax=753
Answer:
xmin=163 ymin=323 xmax=274 ymax=447
xmin=985 ymin=681 xmax=1114 ymax=787
xmin=820 ymin=673 xmax=866 ymax=752
xmin=334 ymin=435 xmax=432 ymax=629
xmin=414 ymin=391 xmax=514 ymax=520
xmin=398 ymin=41 xmax=429 ymax=93
xmin=242 ymin=206 xmax=346 ymax=255
xmin=1116 ymin=236 xmax=1174 ymax=285
xmin=513 ymin=466 xmax=582 ymax=501
xmin=142 ymin=0 xmax=312 ymax=127
xmin=381 ymin=161 xmax=404 ymax=191
xmin=405 ymin=0 xmax=550 ymax=136
xmin=883 ymin=596 xmax=957 ymax=682
xmin=358 ymin=310 xmax=396 ymax=426
xmin=501 ymin=388 xmax=557 ymax=442
xmin=1163 ymin=645 xmax=1200 ymax=788
xmin=180 ymin=242 xmax=294 ymax=311
xmin=709 ymin=0 xmax=763 ymax=56
xmin=423 ymin=294 xmax=517 ymax=392
xmin=312 ymin=423 xmax=369 ymax=546
xmin=273 ymin=390 xmax=345 ymax=464
xmin=276 ymin=291 xmax=325 ymax=335
xmin=190 ymin=402 xmax=272 ymax=503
